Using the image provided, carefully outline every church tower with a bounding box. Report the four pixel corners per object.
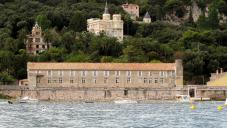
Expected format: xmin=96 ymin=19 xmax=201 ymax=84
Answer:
xmin=102 ymin=0 xmax=111 ymax=20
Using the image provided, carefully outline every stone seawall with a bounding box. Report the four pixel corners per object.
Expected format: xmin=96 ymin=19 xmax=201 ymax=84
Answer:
xmin=0 ymin=86 xmax=227 ymax=101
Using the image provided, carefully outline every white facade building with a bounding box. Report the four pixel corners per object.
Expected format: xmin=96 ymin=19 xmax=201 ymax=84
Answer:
xmin=87 ymin=1 xmax=124 ymax=42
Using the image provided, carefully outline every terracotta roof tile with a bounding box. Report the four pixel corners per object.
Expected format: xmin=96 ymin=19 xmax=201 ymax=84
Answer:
xmin=28 ymin=62 xmax=176 ymax=71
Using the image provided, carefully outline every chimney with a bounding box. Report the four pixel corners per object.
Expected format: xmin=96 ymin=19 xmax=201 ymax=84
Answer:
xmin=220 ymin=68 xmax=223 ymax=74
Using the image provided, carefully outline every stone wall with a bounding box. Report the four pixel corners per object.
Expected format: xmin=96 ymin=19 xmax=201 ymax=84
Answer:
xmin=1 ymin=85 xmax=226 ymax=101
xmin=0 ymin=86 xmax=182 ymax=101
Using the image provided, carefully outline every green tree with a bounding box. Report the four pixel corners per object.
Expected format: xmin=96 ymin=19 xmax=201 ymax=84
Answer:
xmin=69 ymin=11 xmax=87 ymax=32
xmin=0 ymin=72 xmax=15 ymax=85
xmin=36 ymin=14 xmax=51 ymax=30
xmin=65 ymin=52 xmax=91 ymax=62
xmin=207 ymin=4 xmax=219 ymax=29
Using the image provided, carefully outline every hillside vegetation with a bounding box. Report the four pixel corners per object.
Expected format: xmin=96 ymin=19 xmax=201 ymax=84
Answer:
xmin=1 ymin=0 xmax=227 ymax=84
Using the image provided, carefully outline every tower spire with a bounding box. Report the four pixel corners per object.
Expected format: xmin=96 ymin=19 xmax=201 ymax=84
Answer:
xmin=104 ymin=0 xmax=109 ymax=14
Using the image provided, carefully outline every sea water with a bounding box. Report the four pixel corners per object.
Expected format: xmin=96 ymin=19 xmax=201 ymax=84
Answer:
xmin=0 ymin=101 xmax=226 ymax=128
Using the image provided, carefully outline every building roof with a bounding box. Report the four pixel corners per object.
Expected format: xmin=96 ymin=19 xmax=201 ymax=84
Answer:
xmin=144 ymin=12 xmax=151 ymax=19
xmin=122 ymin=3 xmax=139 ymax=8
xmin=28 ymin=62 xmax=176 ymax=71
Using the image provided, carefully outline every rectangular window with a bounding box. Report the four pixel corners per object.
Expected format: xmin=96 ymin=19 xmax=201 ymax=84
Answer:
xmin=127 ymin=77 xmax=131 ymax=83
xmin=70 ymin=70 xmax=75 ymax=77
xmin=42 ymin=45 xmax=45 ymax=49
xmin=126 ymin=71 xmax=131 ymax=76
xmin=116 ymin=77 xmax=120 ymax=84
xmin=154 ymin=78 xmax=158 ymax=84
xmin=82 ymin=78 xmax=86 ymax=84
xmin=93 ymin=79 xmax=97 ymax=84
xmin=93 ymin=71 xmax=98 ymax=77
xmin=149 ymin=72 xmax=152 ymax=76
xmin=160 ymin=78 xmax=164 ymax=84
xmin=36 ymin=45 xmax=39 ymax=48
xmin=37 ymin=78 xmax=41 ymax=84
xmin=138 ymin=71 xmax=142 ymax=77
xmin=35 ymin=38 xmax=40 ymax=42
xmin=160 ymin=71 xmax=164 ymax=77
xmin=172 ymin=71 xmax=175 ymax=77
xmin=124 ymin=90 xmax=128 ymax=96
xmin=149 ymin=78 xmax=152 ymax=84
xmin=104 ymin=77 xmax=108 ymax=84
xmin=104 ymin=71 xmax=109 ymax=77
xmin=115 ymin=71 xmax=120 ymax=76
xmin=59 ymin=77 xmax=63 ymax=83
xmin=81 ymin=71 xmax=86 ymax=77
xmin=53 ymin=79 xmax=57 ymax=83
xmin=59 ymin=71 xmax=63 ymax=76
xmin=70 ymin=78 xmax=74 ymax=84
xmin=48 ymin=77 xmax=51 ymax=83
xmin=144 ymin=78 xmax=147 ymax=84
xmin=47 ymin=70 xmax=52 ymax=76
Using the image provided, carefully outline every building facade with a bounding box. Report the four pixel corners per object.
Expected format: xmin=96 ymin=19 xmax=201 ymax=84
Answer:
xmin=207 ymin=68 xmax=227 ymax=86
xmin=122 ymin=3 xmax=139 ymax=20
xmin=26 ymin=22 xmax=51 ymax=55
xmin=87 ymin=2 xmax=124 ymax=41
xmin=27 ymin=60 xmax=183 ymax=88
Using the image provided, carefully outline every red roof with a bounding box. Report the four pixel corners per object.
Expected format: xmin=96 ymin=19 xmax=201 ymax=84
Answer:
xmin=28 ymin=62 xmax=176 ymax=71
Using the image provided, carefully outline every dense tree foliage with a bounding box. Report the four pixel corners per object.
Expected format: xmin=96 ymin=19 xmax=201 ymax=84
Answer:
xmin=1 ymin=0 xmax=227 ymax=85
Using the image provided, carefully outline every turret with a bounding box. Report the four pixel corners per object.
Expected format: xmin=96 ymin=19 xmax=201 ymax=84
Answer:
xmin=113 ymin=14 xmax=121 ymax=21
xmin=32 ymin=21 xmax=42 ymax=36
xmin=143 ymin=12 xmax=151 ymax=23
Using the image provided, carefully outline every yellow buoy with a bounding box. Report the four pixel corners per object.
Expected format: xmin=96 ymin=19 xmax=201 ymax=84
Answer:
xmin=190 ymin=105 xmax=197 ymax=110
xmin=217 ymin=106 xmax=223 ymax=111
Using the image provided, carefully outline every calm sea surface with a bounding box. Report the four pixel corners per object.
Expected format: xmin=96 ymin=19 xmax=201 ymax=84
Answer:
xmin=0 ymin=101 xmax=227 ymax=128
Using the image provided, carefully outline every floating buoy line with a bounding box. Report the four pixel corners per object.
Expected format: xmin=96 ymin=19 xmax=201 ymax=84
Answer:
xmin=189 ymin=100 xmax=227 ymax=111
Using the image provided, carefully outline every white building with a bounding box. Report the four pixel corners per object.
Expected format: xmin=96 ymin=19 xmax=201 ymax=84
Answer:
xmin=87 ymin=1 xmax=124 ymax=42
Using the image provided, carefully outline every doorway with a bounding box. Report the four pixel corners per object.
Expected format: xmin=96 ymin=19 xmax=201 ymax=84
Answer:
xmin=189 ymin=88 xmax=196 ymax=98
xmin=124 ymin=89 xmax=128 ymax=97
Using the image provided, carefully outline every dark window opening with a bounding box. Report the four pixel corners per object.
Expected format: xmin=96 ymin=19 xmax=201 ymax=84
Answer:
xmin=124 ymin=89 xmax=128 ymax=96
xmin=104 ymin=90 xmax=111 ymax=98
xmin=189 ymin=89 xmax=195 ymax=97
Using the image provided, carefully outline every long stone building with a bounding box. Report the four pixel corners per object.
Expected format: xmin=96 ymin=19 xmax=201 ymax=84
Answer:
xmin=87 ymin=1 xmax=124 ymax=41
xmin=26 ymin=60 xmax=183 ymax=88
